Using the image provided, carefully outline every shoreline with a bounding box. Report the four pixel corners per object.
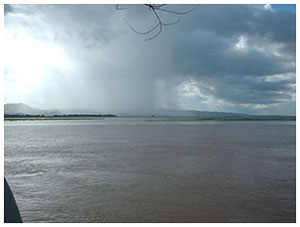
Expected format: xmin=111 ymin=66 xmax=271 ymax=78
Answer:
xmin=4 ymin=116 xmax=296 ymax=121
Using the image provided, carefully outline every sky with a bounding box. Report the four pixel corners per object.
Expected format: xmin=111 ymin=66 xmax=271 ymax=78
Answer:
xmin=3 ymin=4 xmax=296 ymax=115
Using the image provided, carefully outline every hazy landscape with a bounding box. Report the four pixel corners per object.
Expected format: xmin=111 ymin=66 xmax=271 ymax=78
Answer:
xmin=4 ymin=103 xmax=296 ymax=121
xmin=4 ymin=4 xmax=296 ymax=223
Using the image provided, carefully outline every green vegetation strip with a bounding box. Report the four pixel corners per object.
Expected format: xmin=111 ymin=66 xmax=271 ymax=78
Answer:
xmin=4 ymin=117 xmax=107 ymax=121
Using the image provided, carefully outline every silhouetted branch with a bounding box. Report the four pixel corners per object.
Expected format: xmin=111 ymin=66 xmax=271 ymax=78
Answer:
xmin=162 ymin=17 xmax=181 ymax=26
xmin=152 ymin=4 xmax=167 ymax=8
xmin=154 ymin=5 xmax=199 ymax=15
xmin=145 ymin=7 xmax=163 ymax=41
xmin=116 ymin=4 xmax=198 ymax=41
xmin=124 ymin=18 xmax=160 ymax=35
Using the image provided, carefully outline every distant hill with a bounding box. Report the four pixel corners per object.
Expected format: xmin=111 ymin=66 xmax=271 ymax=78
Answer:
xmin=151 ymin=109 xmax=250 ymax=118
xmin=117 ymin=108 xmax=295 ymax=119
xmin=117 ymin=108 xmax=250 ymax=118
xmin=4 ymin=103 xmax=61 ymax=116
xmin=4 ymin=103 xmax=107 ymax=117
xmin=4 ymin=103 xmax=295 ymax=119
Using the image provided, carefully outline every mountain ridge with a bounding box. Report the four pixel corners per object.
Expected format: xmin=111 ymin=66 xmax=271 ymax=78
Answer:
xmin=4 ymin=103 xmax=61 ymax=116
xmin=4 ymin=103 xmax=295 ymax=118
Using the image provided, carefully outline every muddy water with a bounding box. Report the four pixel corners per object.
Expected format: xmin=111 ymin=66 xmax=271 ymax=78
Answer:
xmin=4 ymin=118 xmax=296 ymax=222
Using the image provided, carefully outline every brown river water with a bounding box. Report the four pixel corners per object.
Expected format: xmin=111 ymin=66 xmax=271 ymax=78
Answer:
xmin=4 ymin=118 xmax=296 ymax=222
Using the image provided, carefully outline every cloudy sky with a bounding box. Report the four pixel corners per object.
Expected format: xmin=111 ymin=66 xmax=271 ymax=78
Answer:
xmin=4 ymin=4 xmax=296 ymax=115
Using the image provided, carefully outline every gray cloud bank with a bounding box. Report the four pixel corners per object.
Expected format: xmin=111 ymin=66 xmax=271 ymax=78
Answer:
xmin=4 ymin=4 xmax=296 ymax=115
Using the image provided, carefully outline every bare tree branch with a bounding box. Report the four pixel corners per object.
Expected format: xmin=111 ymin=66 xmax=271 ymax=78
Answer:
xmin=152 ymin=4 xmax=167 ymax=8
xmin=161 ymin=17 xmax=181 ymax=26
xmin=116 ymin=4 xmax=198 ymax=41
xmin=124 ymin=18 xmax=160 ymax=35
xmin=155 ymin=5 xmax=199 ymax=15
xmin=145 ymin=8 xmax=163 ymax=41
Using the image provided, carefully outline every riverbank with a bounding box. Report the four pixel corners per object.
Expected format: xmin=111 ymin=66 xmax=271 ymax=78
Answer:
xmin=4 ymin=116 xmax=296 ymax=121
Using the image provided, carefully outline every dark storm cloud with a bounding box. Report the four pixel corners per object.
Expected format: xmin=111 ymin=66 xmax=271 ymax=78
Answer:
xmin=4 ymin=4 xmax=296 ymax=114
xmin=206 ymin=76 xmax=295 ymax=105
xmin=176 ymin=4 xmax=295 ymax=50
xmin=173 ymin=30 xmax=293 ymax=77
xmin=170 ymin=5 xmax=295 ymax=73
xmin=161 ymin=5 xmax=296 ymax=109
xmin=4 ymin=4 xmax=13 ymax=15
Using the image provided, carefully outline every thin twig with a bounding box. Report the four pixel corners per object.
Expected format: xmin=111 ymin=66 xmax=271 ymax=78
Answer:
xmin=117 ymin=4 xmax=198 ymax=41
xmin=145 ymin=8 xmax=163 ymax=41
xmin=124 ymin=18 xmax=160 ymax=35
xmin=155 ymin=5 xmax=199 ymax=15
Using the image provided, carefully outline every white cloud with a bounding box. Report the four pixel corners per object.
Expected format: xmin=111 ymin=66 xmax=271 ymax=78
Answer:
xmin=264 ymin=4 xmax=273 ymax=11
xmin=234 ymin=35 xmax=247 ymax=50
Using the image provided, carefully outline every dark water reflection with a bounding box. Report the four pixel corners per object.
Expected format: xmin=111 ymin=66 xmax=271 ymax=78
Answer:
xmin=4 ymin=118 xmax=296 ymax=222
